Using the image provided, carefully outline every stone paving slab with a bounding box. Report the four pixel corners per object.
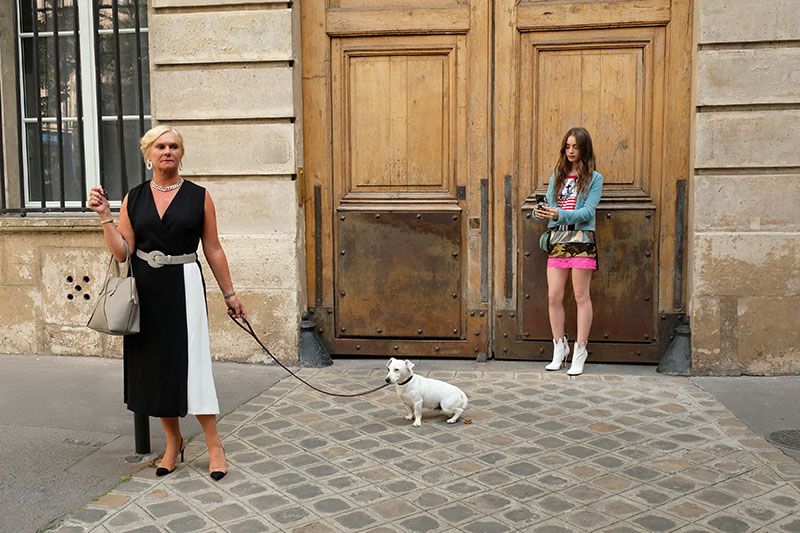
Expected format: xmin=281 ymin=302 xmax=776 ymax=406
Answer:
xmin=51 ymin=370 xmax=800 ymax=532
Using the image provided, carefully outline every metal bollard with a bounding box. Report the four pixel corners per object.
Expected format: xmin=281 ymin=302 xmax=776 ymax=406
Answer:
xmin=134 ymin=413 xmax=151 ymax=455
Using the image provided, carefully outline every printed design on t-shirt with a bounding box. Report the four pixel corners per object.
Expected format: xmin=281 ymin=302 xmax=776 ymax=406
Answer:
xmin=557 ymin=177 xmax=578 ymax=210
xmin=556 ymin=176 xmax=578 ymax=230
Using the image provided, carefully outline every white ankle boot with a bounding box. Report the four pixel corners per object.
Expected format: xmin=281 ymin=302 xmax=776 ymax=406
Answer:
xmin=567 ymin=342 xmax=588 ymax=375
xmin=545 ymin=336 xmax=570 ymax=371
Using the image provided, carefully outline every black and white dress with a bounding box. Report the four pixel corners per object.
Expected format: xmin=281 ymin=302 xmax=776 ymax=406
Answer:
xmin=123 ymin=180 xmax=219 ymax=417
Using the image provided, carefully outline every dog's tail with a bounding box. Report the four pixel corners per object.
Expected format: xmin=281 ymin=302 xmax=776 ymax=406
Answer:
xmin=460 ymin=390 xmax=468 ymax=410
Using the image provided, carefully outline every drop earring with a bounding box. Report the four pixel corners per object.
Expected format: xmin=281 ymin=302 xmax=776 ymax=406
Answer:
xmin=179 ymin=160 xmax=183 ymax=171
xmin=146 ymin=159 xmax=153 ymax=170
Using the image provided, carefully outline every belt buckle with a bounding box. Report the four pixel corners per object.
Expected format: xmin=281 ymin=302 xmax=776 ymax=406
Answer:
xmin=147 ymin=250 xmax=166 ymax=268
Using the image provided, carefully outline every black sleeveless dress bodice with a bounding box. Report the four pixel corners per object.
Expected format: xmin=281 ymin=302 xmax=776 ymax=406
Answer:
xmin=123 ymin=180 xmax=219 ymax=417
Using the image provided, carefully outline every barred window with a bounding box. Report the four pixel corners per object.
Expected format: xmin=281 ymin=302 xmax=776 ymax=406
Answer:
xmin=8 ymin=0 xmax=150 ymax=212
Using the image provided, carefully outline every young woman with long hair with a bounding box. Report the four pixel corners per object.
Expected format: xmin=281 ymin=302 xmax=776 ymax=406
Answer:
xmin=534 ymin=127 xmax=603 ymax=375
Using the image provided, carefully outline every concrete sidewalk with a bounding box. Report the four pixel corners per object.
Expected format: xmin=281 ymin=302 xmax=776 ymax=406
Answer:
xmin=0 ymin=354 xmax=286 ymax=533
xmin=3 ymin=355 xmax=800 ymax=532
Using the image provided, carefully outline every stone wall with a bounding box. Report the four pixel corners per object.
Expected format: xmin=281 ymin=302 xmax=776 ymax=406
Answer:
xmin=690 ymin=0 xmax=800 ymax=374
xmin=0 ymin=1 xmax=304 ymax=363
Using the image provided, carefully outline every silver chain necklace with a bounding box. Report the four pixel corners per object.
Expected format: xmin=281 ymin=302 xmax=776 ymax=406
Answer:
xmin=150 ymin=177 xmax=184 ymax=192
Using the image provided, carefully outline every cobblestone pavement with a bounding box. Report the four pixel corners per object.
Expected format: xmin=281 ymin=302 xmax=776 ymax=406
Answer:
xmin=52 ymin=369 xmax=800 ymax=532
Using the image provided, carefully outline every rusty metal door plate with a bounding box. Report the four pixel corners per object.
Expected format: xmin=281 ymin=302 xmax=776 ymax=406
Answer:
xmin=335 ymin=210 xmax=463 ymax=339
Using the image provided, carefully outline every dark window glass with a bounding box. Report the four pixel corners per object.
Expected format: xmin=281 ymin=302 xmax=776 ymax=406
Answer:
xmin=97 ymin=31 xmax=150 ymax=117
xmin=96 ymin=0 xmax=148 ymax=31
xmin=21 ymin=35 xmax=79 ymax=119
xmin=15 ymin=0 xmax=150 ymax=208
xmin=25 ymin=121 xmax=83 ymax=203
xmin=99 ymin=119 xmax=147 ymax=200
xmin=21 ymin=0 xmax=77 ymax=34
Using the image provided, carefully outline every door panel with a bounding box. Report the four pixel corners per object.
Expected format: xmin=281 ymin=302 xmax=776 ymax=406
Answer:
xmin=493 ymin=0 xmax=690 ymax=362
xmin=302 ymin=1 xmax=490 ymax=358
xmin=520 ymin=26 xmax=665 ymax=203
xmin=336 ymin=211 xmax=462 ymax=339
xmin=520 ymin=208 xmax=656 ymax=342
xmin=333 ymin=35 xmax=461 ymax=196
xmin=516 ymin=0 xmax=671 ymax=29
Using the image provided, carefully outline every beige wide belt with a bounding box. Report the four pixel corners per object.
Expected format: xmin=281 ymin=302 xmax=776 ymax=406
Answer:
xmin=136 ymin=249 xmax=197 ymax=269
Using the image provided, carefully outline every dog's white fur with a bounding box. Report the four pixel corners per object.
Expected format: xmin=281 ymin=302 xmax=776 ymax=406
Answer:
xmin=385 ymin=358 xmax=468 ymax=427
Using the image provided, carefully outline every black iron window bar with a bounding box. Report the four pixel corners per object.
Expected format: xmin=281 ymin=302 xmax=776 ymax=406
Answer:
xmin=2 ymin=0 xmax=149 ymax=215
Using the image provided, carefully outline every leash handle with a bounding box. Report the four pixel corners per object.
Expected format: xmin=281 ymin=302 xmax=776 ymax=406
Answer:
xmin=229 ymin=315 xmax=390 ymax=398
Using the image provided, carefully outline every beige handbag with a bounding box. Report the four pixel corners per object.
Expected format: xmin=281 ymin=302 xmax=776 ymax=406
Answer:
xmin=87 ymin=241 xmax=140 ymax=335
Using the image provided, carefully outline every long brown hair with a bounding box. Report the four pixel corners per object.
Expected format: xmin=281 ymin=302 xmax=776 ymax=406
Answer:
xmin=552 ymin=127 xmax=595 ymax=200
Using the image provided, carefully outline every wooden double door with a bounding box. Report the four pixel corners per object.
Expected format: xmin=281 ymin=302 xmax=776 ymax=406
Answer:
xmin=301 ymin=0 xmax=692 ymax=361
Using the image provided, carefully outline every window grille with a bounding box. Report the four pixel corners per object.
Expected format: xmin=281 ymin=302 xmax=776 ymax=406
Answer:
xmin=2 ymin=0 xmax=150 ymax=214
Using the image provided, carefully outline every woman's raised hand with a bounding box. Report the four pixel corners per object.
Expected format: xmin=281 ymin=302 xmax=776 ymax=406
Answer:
xmin=88 ymin=186 xmax=111 ymax=217
xmin=534 ymin=205 xmax=559 ymax=220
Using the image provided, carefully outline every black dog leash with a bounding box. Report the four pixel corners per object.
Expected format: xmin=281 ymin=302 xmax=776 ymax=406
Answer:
xmin=229 ymin=315 xmax=390 ymax=398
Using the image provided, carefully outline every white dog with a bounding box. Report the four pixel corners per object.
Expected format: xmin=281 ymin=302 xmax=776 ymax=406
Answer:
xmin=385 ymin=358 xmax=468 ymax=427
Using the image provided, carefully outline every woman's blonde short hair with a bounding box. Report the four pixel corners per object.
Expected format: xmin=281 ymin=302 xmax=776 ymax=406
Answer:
xmin=139 ymin=125 xmax=185 ymax=162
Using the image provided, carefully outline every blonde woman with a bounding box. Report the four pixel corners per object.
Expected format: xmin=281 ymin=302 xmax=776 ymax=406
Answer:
xmin=88 ymin=125 xmax=245 ymax=480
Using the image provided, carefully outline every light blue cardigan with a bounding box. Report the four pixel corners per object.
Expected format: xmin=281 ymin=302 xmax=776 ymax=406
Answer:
xmin=545 ymin=170 xmax=604 ymax=231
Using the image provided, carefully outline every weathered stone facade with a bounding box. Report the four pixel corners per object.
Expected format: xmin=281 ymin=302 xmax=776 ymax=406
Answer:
xmin=0 ymin=1 xmax=305 ymax=363
xmin=2 ymin=0 xmax=799 ymax=374
xmin=689 ymin=0 xmax=800 ymax=374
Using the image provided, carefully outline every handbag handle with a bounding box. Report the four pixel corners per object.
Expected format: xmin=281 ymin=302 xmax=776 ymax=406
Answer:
xmin=108 ymin=240 xmax=134 ymax=278
xmin=122 ymin=240 xmax=134 ymax=277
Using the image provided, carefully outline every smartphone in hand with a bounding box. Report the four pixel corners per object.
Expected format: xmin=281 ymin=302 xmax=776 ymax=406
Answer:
xmin=534 ymin=194 xmax=546 ymax=220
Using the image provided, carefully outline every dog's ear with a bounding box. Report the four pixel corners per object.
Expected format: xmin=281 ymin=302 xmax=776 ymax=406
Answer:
xmin=387 ymin=357 xmax=396 ymax=369
xmin=405 ymin=359 xmax=415 ymax=371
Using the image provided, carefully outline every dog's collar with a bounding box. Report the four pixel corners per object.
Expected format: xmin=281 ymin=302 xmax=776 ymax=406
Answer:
xmin=397 ymin=375 xmax=414 ymax=386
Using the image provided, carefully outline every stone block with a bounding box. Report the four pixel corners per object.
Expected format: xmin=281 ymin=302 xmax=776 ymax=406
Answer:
xmin=695 ymin=111 xmax=800 ymax=168
xmin=0 ymin=286 xmax=40 ymax=353
xmin=199 ymin=233 xmax=300 ymax=291
xmin=689 ymin=296 xmax=721 ymax=374
xmin=102 ymin=334 xmax=124 ymax=358
xmin=193 ymin=177 xmax=299 ymax=235
xmin=41 ymin=247 xmax=112 ymax=327
xmin=0 ymin=235 xmax=5 ymax=284
xmin=698 ymin=49 xmax=800 ymax=106
xmin=178 ymin=123 xmax=295 ymax=176
xmin=207 ymin=288 xmax=299 ymax=363
xmin=153 ymin=66 xmax=294 ymax=120
xmin=44 ymin=324 xmax=103 ymax=356
xmin=737 ymin=297 xmax=800 ymax=374
xmin=700 ymin=0 xmax=800 ymax=43
xmin=2 ymin=233 xmax=41 ymax=285
xmin=2 ymin=230 xmax=106 ymax=286
xmin=692 ymin=232 xmax=800 ymax=297
xmin=692 ymin=174 xmax=800 ymax=231
xmin=151 ymin=10 xmax=292 ymax=65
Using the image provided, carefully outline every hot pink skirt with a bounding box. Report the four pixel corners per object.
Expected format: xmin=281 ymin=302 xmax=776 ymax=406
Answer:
xmin=547 ymin=257 xmax=597 ymax=270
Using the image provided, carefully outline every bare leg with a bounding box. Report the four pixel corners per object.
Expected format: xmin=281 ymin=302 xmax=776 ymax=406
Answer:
xmin=571 ymin=268 xmax=594 ymax=343
xmin=159 ymin=417 xmax=183 ymax=470
xmin=196 ymin=414 xmax=226 ymax=474
xmin=547 ymin=267 xmax=571 ymax=339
